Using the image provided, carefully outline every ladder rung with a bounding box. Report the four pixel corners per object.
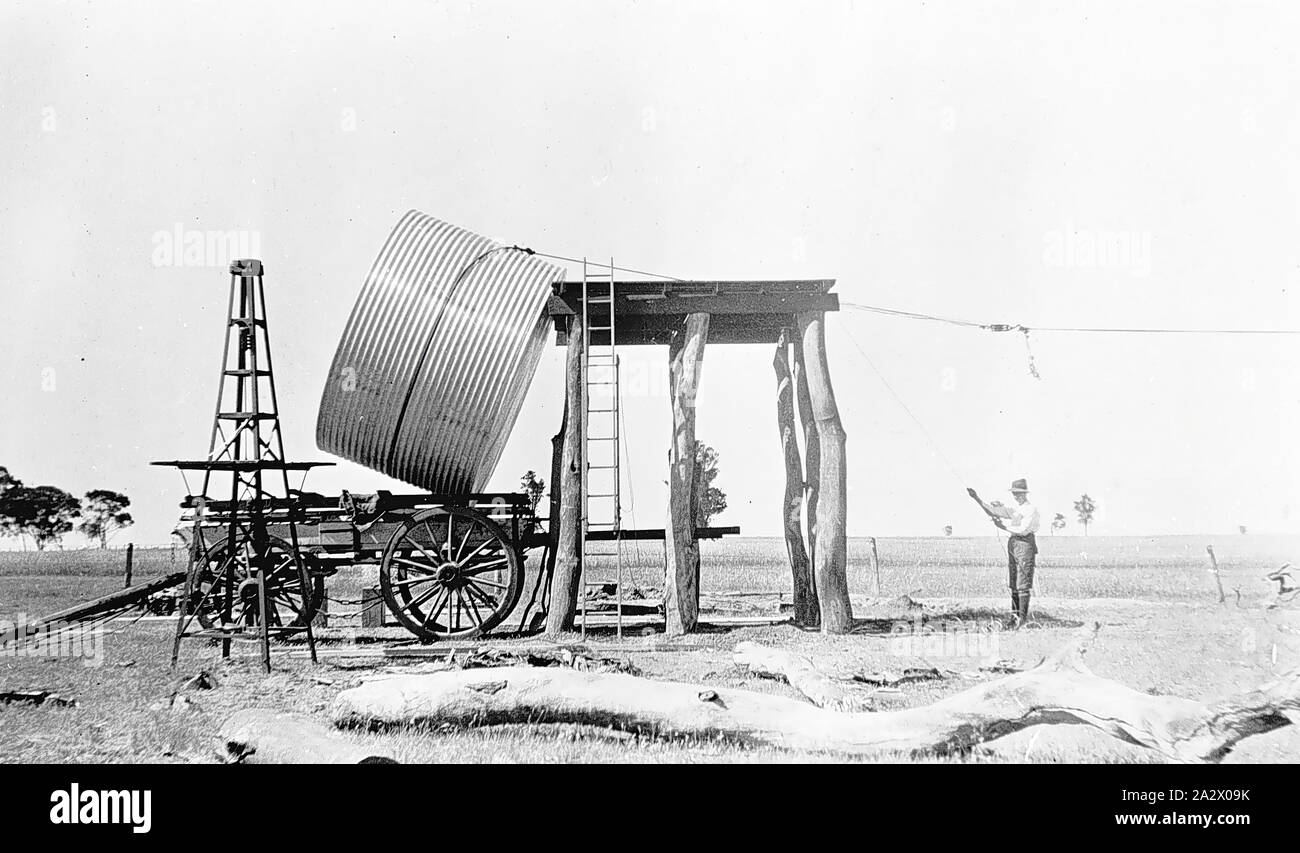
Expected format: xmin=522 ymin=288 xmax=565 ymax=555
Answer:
xmin=217 ymin=412 xmax=277 ymax=420
xmin=587 ymin=464 xmax=619 ymax=470
xmin=224 ymin=369 xmax=271 ymax=376
xmin=587 ymin=325 xmax=612 ymax=332
xmin=229 ymin=317 xmax=265 ymax=326
xmin=587 ymin=493 xmax=619 ymax=499
xmin=587 ymin=406 xmax=618 ymax=413
xmin=586 ymin=435 xmax=618 ymax=441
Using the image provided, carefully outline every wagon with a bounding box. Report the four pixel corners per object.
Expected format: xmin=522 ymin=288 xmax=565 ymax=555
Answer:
xmin=175 ymin=487 xmax=546 ymax=642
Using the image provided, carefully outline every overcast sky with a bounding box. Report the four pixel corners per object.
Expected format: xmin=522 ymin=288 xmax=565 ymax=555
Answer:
xmin=2 ymin=0 xmax=1299 ymax=545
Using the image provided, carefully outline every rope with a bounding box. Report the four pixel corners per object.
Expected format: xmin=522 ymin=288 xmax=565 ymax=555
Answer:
xmin=842 ymin=302 xmax=1300 ymax=336
xmin=1021 ymin=328 xmax=1041 ymax=380
xmin=516 ymin=248 xmax=686 ymax=283
xmin=832 ymin=315 xmax=1008 ymax=556
xmin=616 ymin=393 xmax=650 ymax=592
xmin=831 ymin=315 xmax=970 ymax=488
xmin=515 ymin=245 xmax=1298 ymax=335
xmin=841 ymin=302 xmax=988 ymax=330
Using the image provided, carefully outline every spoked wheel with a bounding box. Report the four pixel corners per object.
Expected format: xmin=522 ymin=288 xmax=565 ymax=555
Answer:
xmin=379 ymin=506 xmax=523 ymax=641
xmin=193 ymin=535 xmax=324 ymax=630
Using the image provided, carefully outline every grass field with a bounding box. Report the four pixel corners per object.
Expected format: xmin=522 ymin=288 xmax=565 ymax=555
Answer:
xmin=2 ymin=534 xmax=1298 ymax=763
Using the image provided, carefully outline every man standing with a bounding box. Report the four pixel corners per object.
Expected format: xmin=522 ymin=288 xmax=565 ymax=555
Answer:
xmin=968 ymin=479 xmax=1040 ymax=627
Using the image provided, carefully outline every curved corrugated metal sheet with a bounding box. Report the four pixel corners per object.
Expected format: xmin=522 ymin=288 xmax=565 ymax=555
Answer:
xmin=316 ymin=211 xmax=562 ymax=492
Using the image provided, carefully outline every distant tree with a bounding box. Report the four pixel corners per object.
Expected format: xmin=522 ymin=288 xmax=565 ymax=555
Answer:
xmin=6 ymin=485 xmax=81 ymax=550
xmin=694 ymin=441 xmax=728 ymax=526
xmin=0 ymin=466 xmax=23 ymax=540
xmin=1239 ymin=525 xmax=1248 ymax=535
xmin=1052 ymin=513 xmax=1067 ymax=535
xmin=943 ymin=525 xmax=953 ymax=537
xmin=519 ymin=471 xmax=546 ymax=534
xmin=78 ymin=489 xmax=134 ymax=548
xmin=1073 ymin=494 xmax=1097 ymax=536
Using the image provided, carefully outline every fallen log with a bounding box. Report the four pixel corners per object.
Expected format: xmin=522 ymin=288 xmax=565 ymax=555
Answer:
xmin=216 ymin=709 xmax=398 ymax=764
xmin=0 ymin=690 xmax=77 ymax=708
xmin=331 ymin=624 xmax=1300 ymax=762
xmin=733 ymin=641 xmax=872 ymax=711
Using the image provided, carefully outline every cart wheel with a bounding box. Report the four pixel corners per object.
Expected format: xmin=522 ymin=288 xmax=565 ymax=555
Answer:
xmin=194 ymin=535 xmax=324 ymax=630
xmin=379 ymin=506 xmax=523 ymax=641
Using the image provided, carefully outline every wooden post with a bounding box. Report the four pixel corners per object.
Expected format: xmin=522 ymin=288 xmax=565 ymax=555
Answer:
xmin=665 ymin=313 xmax=709 ymax=635
xmin=546 ymin=314 xmax=585 ymax=634
xmin=792 ymin=337 xmax=820 ymax=595
xmin=868 ymin=536 xmax=881 ymax=596
xmin=796 ymin=311 xmax=853 ymax=634
xmin=361 ymin=586 xmax=385 ymax=628
xmin=1206 ymin=545 xmax=1226 ymax=604
xmin=537 ymin=402 xmax=567 ymax=614
xmin=774 ymin=330 xmax=818 ymax=625
xmin=123 ymin=542 xmax=134 ymax=588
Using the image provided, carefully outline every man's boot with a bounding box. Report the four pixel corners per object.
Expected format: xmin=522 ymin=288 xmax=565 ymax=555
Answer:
xmin=1015 ymin=591 xmax=1031 ymax=629
xmin=1010 ymin=592 xmax=1020 ymax=622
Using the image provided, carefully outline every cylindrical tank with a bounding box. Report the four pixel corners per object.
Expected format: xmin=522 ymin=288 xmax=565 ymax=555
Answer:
xmin=316 ymin=210 xmax=563 ymax=492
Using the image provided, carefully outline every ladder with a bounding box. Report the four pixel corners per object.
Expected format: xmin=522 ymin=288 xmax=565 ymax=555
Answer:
xmin=579 ymin=257 xmax=624 ymax=639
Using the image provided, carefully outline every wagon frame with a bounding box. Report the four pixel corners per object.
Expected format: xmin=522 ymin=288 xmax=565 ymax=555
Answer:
xmin=177 ymin=488 xmax=546 ymax=642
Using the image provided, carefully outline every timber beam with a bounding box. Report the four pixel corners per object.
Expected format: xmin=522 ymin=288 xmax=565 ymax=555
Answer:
xmin=549 ymin=281 xmax=838 ymax=346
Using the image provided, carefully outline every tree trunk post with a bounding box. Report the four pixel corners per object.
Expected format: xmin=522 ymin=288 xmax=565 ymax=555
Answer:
xmin=665 ymin=313 xmax=709 ymax=635
xmin=792 ymin=336 xmax=820 ymax=607
xmin=774 ymin=329 xmax=818 ymax=625
xmin=796 ymin=311 xmax=852 ymax=634
xmin=545 ymin=314 xmax=584 ymax=635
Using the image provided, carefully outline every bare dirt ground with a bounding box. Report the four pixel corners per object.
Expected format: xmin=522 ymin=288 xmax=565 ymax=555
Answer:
xmin=2 ymin=535 xmax=1298 ymax=763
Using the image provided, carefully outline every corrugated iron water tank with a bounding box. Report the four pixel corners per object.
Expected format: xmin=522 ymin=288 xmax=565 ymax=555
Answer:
xmin=316 ymin=211 xmax=564 ymax=492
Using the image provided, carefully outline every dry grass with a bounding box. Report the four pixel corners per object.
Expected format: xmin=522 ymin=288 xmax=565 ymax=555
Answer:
xmin=2 ymin=535 xmax=1298 ymax=764
xmin=0 ymin=546 xmax=179 ymax=578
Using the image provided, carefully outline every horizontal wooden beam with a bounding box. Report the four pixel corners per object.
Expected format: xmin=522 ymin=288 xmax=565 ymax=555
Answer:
xmin=549 ymin=290 xmax=838 ymax=318
xmin=588 ymin=525 xmax=740 ymax=541
xmin=548 ymin=280 xmax=838 ymax=345
xmin=554 ymin=279 xmax=834 ymax=297
xmin=555 ymin=314 xmax=822 ymax=346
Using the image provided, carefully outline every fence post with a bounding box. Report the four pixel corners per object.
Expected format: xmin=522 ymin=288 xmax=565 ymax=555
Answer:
xmin=1206 ymin=545 xmax=1225 ymax=604
xmin=869 ymin=536 xmax=881 ymax=596
xmin=123 ymin=543 xmax=134 ymax=588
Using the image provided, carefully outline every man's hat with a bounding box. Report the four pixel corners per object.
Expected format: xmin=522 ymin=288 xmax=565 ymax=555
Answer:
xmin=1010 ymin=478 xmax=1029 ymax=494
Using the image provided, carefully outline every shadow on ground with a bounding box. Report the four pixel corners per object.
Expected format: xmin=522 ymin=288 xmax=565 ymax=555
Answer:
xmin=848 ymin=606 xmax=1084 ymax=636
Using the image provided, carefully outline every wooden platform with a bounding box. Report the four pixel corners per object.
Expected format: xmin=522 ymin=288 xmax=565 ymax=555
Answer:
xmin=548 ymin=280 xmax=838 ymax=345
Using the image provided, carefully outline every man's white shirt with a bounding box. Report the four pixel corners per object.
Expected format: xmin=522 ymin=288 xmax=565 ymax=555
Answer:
xmin=1003 ymin=500 xmax=1040 ymax=536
